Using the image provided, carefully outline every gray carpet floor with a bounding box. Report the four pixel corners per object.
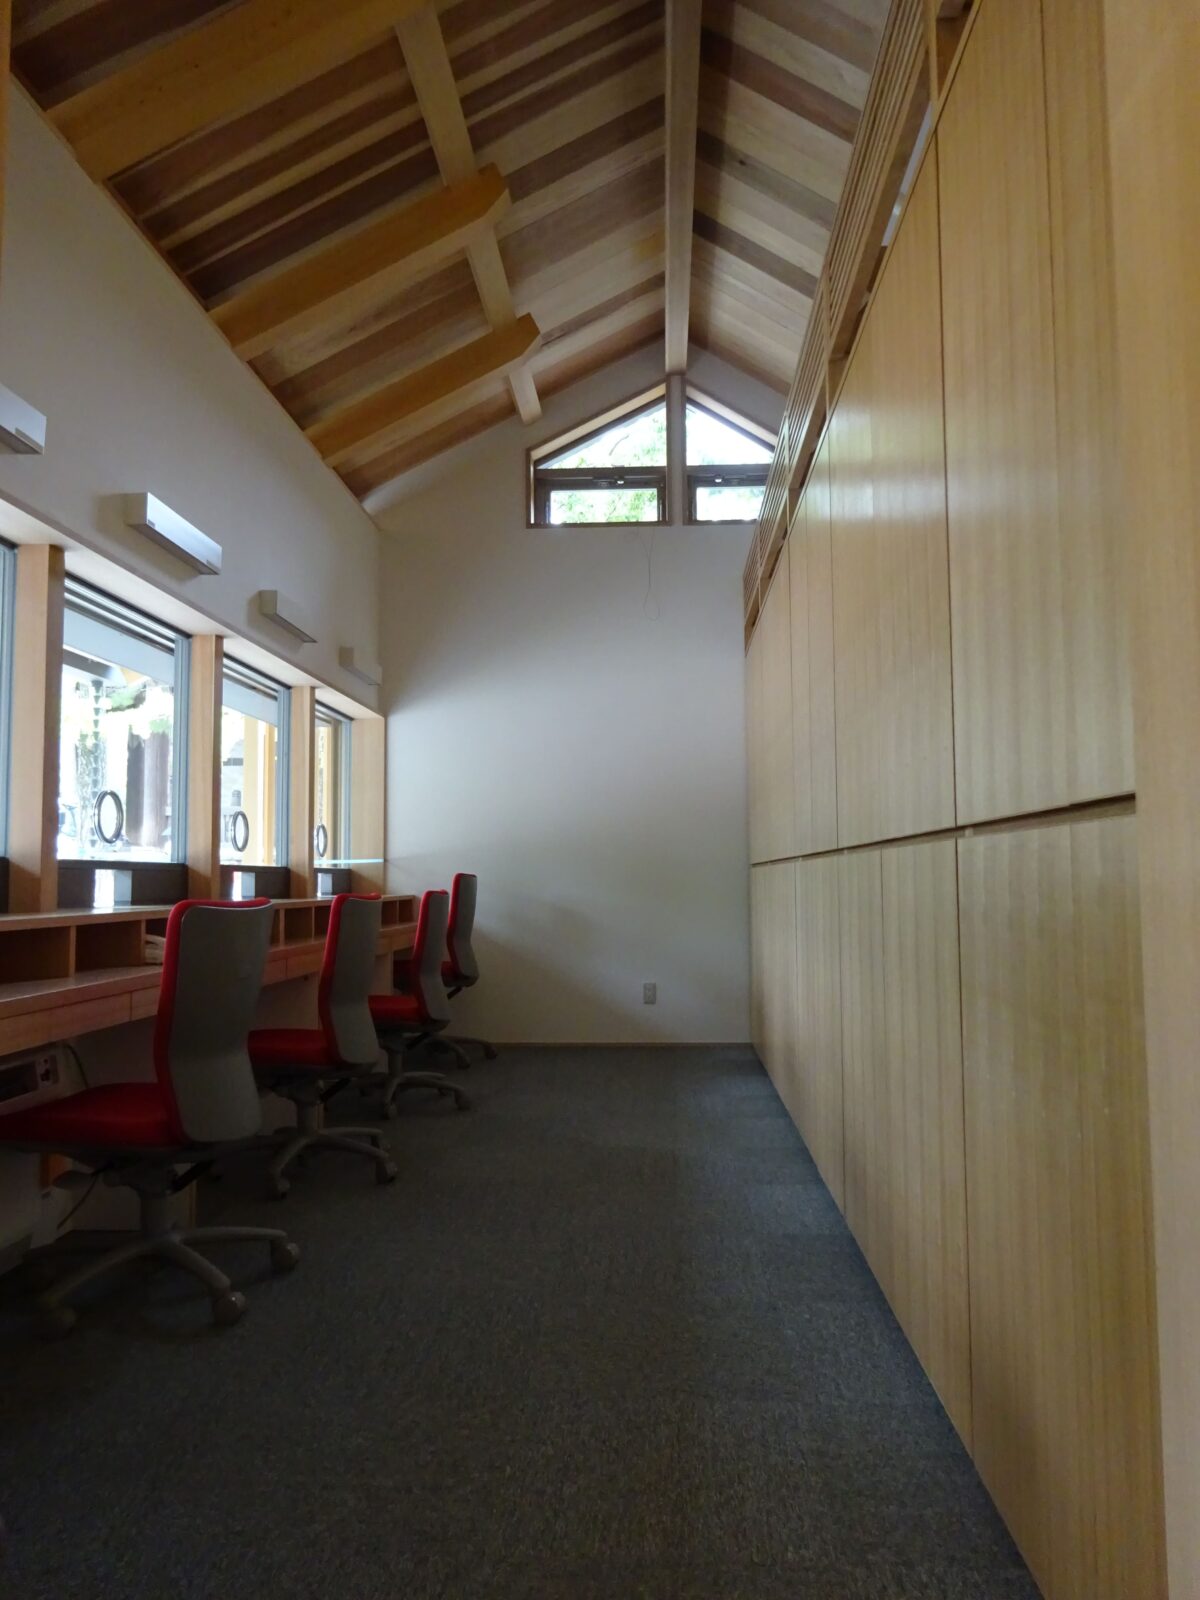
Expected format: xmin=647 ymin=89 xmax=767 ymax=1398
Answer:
xmin=0 ymin=1046 xmax=1040 ymax=1599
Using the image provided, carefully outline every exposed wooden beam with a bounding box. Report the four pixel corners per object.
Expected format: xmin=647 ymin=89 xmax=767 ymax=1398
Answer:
xmin=395 ymin=5 xmax=542 ymax=424
xmin=213 ymin=166 xmax=510 ymax=360
xmin=50 ymin=0 xmax=425 ymax=182
xmin=307 ymin=314 xmax=542 ymax=466
xmin=665 ymin=0 xmax=703 ymax=373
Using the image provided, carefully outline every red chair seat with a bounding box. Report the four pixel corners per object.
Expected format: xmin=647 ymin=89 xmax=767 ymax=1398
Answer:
xmin=369 ymin=993 xmax=428 ymax=1029
xmin=248 ymin=1028 xmax=332 ymax=1071
xmin=0 ymin=1083 xmax=176 ymax=1149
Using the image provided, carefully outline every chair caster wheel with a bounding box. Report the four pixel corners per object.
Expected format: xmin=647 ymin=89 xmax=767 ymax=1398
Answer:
xmin=270 ymin=1240 xmax=300 ymax=1273
xmin=212 ymin=1290 xmax=247 ymax=1327
xmin=381 ymin=1102 xmax=398 ymax=1121
xmin=269 ymin=1177 xmax=291 ymax=1200
xmin=377 ymin=1161 xmax=399 ymax=1185
xmin=38 ymin=1304 xmax=78 ymax=1340
xmin=483 ymin=1045 xmax=498 ymax=1061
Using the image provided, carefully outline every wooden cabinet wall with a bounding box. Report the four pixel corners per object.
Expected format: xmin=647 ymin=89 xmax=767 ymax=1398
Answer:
xmin=742 ymin=0 xmax=1162 ymax=1594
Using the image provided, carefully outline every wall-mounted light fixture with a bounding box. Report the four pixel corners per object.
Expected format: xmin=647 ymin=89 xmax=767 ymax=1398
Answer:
xmin=257 ymin=588 xmax=317 ymax=643
xmin=0 ymin=381 xmax=47 ymax=455
xmin=124 ymin=492 xmax=222 ymax=574
xmin=338 ymin=645 xmax=382 ymax=688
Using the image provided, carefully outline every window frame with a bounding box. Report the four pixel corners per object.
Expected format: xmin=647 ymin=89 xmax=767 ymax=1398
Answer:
xmin=220 ymin=657 xmax=290 ymax=870
xmin=313 ymin=702 xmax=353 ymax=866
xmin=529 ymin=389 xmax=668 ymax=528
xmin=59 ymin=577 xmax=190 ymax=866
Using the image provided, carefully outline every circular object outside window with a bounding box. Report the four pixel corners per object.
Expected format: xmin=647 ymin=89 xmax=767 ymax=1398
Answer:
xmin=93 ymin=790 xmax=125 ymax=846
xmin=230 ymin=809 xmax=250 ymax=854
xmin=314 ymin=823 xmax=329 ymax=859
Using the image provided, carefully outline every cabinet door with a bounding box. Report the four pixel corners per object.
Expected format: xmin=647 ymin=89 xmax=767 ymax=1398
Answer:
xmin=837 ymin=848 xmax=885 ymax=1245
xmin=794 ymin=853 xmax=843 ymax=1208
xmin=806 ymin=442 xmax=839 ymax=853
xmin=959 ymin=815 xmax=1165 ymax=1598
xmin=940 ymin=0 xmax=1132 ymax=822
xmin=880 ymin=837 xmax=970 ymax=1444
xmin=759 ymin=548 xmax=795 ymax=862
xmin=788 ymin=506 xmax=813 ymax=858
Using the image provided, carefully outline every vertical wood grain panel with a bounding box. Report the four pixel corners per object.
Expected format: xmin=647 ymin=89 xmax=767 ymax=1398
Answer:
xmin=186 ymin=634 xmax=223 ymax=900
xmin=749 ymin=864 xmax=766 ymax=1059
xmin=759 ymin=547 xmax=795 ymax=862
xmin=837 ymin=847 xmax=884 ymax=1244
xmin=959 ymin=815 xmax=1166 ymax=1599
xmin=745 ymin=628 xmax=764 ymax=864
xmin=880 ymin=836 xmax=970 ymax=1444
xmin=806 ymin=441 xmax=839 ymax=853
xmin=1103 ymin=3 xmax=1200 ymax=1588
xmin=939 ymin=0 xmax=1082 ymax=824
xmin=788 ymin=510 xmax=813 ymax=858
xmin=349 ymin=716 xmax=385 ymax=893
xmin=288 ymin=684 xmax=316 ymax=898
xmin=830 ymin=331 xmax=878 ymax=848
xmin=869 ymin=146 xmax=956 ymax=840
xmin=1040 ymin=0 xmax=1134 ymax=806
xmin=759 ymin=861 xmax=797 ymax=1103
xmin=794 ymin=853 xmax=844 ymax=1208
xmin=8 ymin=545 xmax=64 ymax=913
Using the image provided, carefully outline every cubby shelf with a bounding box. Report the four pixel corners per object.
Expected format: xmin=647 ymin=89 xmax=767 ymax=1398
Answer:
xmin=0 ymin=896 xmax=418 ymax=1055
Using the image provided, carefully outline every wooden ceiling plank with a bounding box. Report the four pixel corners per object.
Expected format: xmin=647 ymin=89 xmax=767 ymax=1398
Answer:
xmin=396 ymin=3 xmax=541 ymax=422
xmin=700 ymin=26 xmax=860 ymax=143
xmin=212 ymin=164 xmax=509 ymax=359
xmin=699 ymin=66 xmax=851 ymax=203
xmin=703 ymin=0 xmax=872 ymax=105
xmin=664 ymin=0 xmax=702 ymax=373
xmin=50 ymin=0 xmax=427 ymax=181
xmin=307 ymin=314 xmax=542 ymax=465
xmin=694 ymin=159 xmax=828 ymax=277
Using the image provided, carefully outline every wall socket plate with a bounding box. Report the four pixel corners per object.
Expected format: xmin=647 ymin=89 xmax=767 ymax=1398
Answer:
xmin=643 ymin=982 xmax=657 ymax=1005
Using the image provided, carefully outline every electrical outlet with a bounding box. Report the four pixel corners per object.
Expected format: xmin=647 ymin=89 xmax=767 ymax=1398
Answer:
xmin=643 ymin=982 xmax=657 ymax=1005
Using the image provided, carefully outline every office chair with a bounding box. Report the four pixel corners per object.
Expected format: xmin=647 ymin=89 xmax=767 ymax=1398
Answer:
xmin=0 ymin=899 xmax=298 ymax=1338
xmin=248 ymin=893 xmax=399 ymax=1199
xmin=369 ymin=889 xmax=472 ymax=1117
xmin=397 ymin=872 xmax=498 ymax=1071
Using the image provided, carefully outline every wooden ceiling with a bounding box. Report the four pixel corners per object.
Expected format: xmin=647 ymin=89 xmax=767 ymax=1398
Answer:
xmin=12 ymin=0 xmax=887 ymax=501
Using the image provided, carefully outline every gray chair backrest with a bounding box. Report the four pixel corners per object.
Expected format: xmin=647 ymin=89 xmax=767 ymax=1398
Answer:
xmin=448 ymin=872 xmax=480 ymax=984
xmin=413 ymin=889 xmax=452 ymax=1025
xmin=157 ymin=900 xmax=274 ymax=1145
xmin=319 ymin=894 xmax=384 ymax=1066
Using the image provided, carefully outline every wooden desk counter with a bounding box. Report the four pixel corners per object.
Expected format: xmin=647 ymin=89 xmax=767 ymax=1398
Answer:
xmin=0 ymin=897 xmax=417 ymax=1054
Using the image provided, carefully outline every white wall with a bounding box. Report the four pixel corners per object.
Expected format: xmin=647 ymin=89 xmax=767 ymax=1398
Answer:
xmin=0 ymin=89 xmax=381 ymax=700
xmin=376 ymin=347 xmax=781 ymax=1044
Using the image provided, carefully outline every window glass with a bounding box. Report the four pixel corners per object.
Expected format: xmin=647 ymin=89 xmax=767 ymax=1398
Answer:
xmin=692 ymin=482 xmax=767 ymax=523
xmin=314 ymin=705 xmax=351 ymax=865
xmin=685 ymin=403 xmax=773 ymax=465
xmin=59 ymin=582 xmax=187 ymax=862
xmin=221 ymin=662 xmax=288 ymax=866
xmin=543 ymin=403 xmax=667 ymax=469
xmin=549 ymin=487 xmax=660 ymax=525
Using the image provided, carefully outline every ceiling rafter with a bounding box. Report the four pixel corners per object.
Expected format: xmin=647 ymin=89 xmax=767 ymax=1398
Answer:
xmin=49 ymin=0 xmax=426 ymax=182
xmin=212 ymin=165 xmax=510 ymax=360
xmin=395 ymin=3 xmax=542 ymax=424
xmin=307 ymin=314 xmax=542 ymax=467
xmin=664 ymin=0 xmax=702 ymax=373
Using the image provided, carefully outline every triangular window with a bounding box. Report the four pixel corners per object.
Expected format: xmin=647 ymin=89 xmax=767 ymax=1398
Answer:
xmin=531 ymin=392 xmax=667 ymax=525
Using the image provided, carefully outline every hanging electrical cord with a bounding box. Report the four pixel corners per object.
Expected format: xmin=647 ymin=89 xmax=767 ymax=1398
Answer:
xmin=54 ymin=1168 xmax=108 ymax=1234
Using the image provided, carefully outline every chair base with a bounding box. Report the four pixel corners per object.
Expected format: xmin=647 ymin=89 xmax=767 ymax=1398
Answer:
xmin=257 ymin=1096 xmax=398 ymax=1197
xmin=423 ymin=1035 xmax=499 ymax=1070
xmin=376 ymin=1038 xmax=473 ymax=1118
xmin=35 ymin=1182 xmax=298 ymax=1338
